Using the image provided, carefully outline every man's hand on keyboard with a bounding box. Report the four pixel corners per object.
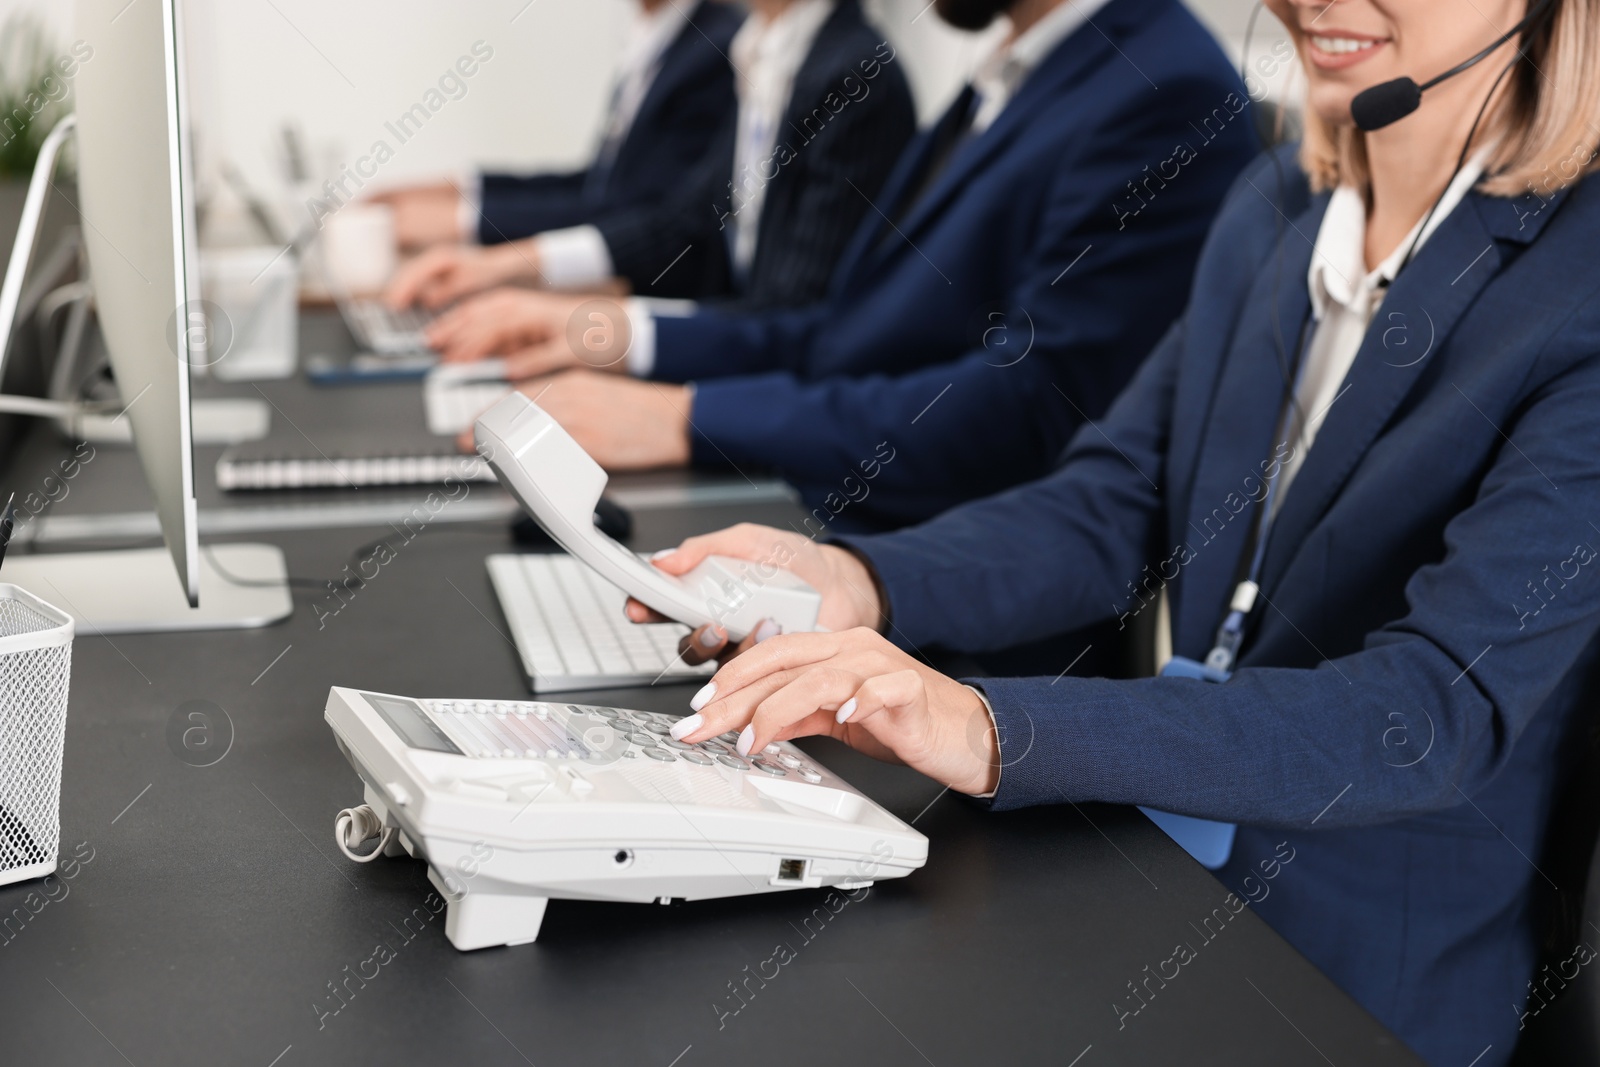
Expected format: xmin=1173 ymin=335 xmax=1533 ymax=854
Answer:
xmin=385 ymin=242 xmax=537 ymax=309
xmin=425 ymin=290 xmax=632 ymax=379
xmin=624 ymin=524 xmax=886 ymax=665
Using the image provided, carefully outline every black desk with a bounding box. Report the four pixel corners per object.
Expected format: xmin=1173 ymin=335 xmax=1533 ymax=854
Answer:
xmin=0 ymin=317 xmax=1422 ymax=1066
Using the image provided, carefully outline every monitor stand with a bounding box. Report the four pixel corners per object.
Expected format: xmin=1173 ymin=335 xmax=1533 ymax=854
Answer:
xmin=4 ymin=543 xmax=293 ymax=634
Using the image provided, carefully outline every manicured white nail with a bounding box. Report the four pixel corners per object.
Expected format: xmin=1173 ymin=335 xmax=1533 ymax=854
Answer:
xmin=736 ymin=724 xmax=755 ymax=757
xmin=752 ymin=618 xmax=781 ymax=644
xmin=650 ymin=548 xmax=676 ymax=561
xmin=698 ymin=626 xmax=724 ymax=649
xmin=689 ymin=682 xmax=716 ymax=711
xmin=836 ymin=698 xmax=858 ymax=724
xmin=670 ymin=713 xmax=703 ymax=740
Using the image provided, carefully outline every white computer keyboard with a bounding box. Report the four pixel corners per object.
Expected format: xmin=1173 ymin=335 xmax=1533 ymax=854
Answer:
xmin=487 ymin=553 xmax=715 ymax=692
xmin=424 ymin=364 xmax=513 ymax=435
xmin=346 ymin=298 xmax=435 ymax=354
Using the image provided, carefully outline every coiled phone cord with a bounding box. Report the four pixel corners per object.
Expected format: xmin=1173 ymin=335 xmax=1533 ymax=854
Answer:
xmin=334 ymin=804 xmax=396 ymax=863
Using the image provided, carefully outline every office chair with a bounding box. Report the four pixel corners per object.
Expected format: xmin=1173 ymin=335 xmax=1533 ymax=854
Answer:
xmin=1511 ymin=690 xmax=1600 ymax=1065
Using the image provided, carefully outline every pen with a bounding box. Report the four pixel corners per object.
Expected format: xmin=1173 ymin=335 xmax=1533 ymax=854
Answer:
xmin=0 ymin=492 xmax=15 ymax=574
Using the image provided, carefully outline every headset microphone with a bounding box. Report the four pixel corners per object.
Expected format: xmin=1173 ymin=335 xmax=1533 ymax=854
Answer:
xmin=1350 ymin=0 xmax=1556 ymax=131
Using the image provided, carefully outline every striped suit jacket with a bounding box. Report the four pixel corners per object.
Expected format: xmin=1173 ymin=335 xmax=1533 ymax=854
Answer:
xmin=596 ymin=0 xmax=916 ymax=308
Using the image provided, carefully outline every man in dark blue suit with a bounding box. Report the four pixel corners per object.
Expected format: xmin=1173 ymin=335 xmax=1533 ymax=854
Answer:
xmin=584 ymin=0 xmax=915 ymax=307
xmin=419 ymin=0 xmax=1258 ymax=531
xmin=377 ymin=0 xmax=741 ymax=250
xmin=392 ymin=0 xmax=914 ymax=311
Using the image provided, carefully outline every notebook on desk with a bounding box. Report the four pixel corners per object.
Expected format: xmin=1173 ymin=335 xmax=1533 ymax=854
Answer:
xmin=216 ymin=432 xmax=494 ymax=491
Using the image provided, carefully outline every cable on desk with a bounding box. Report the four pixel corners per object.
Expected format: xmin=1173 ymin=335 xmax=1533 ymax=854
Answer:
xmin=335 ymin=804 xmax=395 ymax=863
xmin=205 ymin=521 xmax=522 ymax=596
xmin=201 ymin=543 xmax=354 ymax=591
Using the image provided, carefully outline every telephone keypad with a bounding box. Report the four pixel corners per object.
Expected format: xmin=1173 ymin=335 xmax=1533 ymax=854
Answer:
xmin=420 ymin=700 xmax=822 ymax=784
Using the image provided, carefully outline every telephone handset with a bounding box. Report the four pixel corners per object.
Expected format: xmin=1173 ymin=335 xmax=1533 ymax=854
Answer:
xmin=474 ymin=393 xmax=821 ymax=641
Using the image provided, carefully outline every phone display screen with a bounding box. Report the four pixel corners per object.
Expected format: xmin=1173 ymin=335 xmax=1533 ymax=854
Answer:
xmin=368 ymin=694 xmax=462 ymax=754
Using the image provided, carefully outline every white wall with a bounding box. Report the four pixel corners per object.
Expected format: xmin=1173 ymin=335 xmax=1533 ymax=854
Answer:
xmin=1 ymin=0 xmax=1292 ymax=197
xmin=182 ymin=0 xmax=627 ymax=188
xmin=178 ymin=0 xmax=1008 ymax=188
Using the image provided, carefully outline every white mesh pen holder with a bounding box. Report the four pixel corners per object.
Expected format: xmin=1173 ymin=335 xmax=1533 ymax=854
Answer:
xmin=0 ymin=584 xmax=73 ymax=887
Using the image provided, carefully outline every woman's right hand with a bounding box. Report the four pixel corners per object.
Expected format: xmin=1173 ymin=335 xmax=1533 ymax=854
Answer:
xmin=623 ymin=524 xmax=885 ymax=664
xmin=383 ymin=241 xmax=539 ymax=310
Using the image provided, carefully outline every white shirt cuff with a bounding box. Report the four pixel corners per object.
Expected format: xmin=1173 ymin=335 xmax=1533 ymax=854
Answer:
xmin=458 ymin=174 xmax=482 ymax=244
xmin=535 ymin=225 xmax=614 ymax=290
xmin=624 ymin=297 xmax=656 ymax=377
xmin=965 ymin=684 xmax=1001 ymax=799
xmin=631 ymin=295 xmax=699 ymax=318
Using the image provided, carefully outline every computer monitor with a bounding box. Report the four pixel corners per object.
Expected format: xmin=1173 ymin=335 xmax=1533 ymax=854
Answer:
xmin=76 ymin=0 xmax=203 ymax=602
xmin=0 ymin=0 xmax=289 ymax=633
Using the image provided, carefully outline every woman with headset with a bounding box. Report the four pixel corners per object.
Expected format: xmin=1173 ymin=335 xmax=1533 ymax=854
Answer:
xmin=624 ymin=0 xmax=1600 ymax=1061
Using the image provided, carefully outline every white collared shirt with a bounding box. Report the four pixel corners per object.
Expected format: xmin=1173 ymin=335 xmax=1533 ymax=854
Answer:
xmin=537 ymin=1 xmax=836 ymax=304
xmin=969 ymin=0 xmax=1113 ymax=133
xmin=727 ymin=0 xmax=836 ymax=277
xmin=1274 ymin=151 xmax=1488 ymax=509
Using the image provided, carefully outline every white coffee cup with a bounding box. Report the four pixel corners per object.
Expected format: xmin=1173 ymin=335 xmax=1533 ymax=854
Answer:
xmin=322 ymin=204 xmax=397 ymax=295
xmin=201 ymin=246 xmax=298 ymax=381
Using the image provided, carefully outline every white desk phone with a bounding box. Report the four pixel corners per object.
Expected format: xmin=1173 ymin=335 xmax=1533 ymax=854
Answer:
xmin=326 ymin=393 xmax=926 ymax=950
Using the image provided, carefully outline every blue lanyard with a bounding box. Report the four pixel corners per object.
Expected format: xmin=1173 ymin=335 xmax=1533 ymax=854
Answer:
xmin=1202 ymin=310 xmax=1316 ymax=677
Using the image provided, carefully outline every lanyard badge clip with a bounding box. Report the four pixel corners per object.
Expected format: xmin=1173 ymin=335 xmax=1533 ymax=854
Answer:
xmin=1145 ymin=579 xmax=1260 ymax=869
xmin=1196 ymin=579 xmax=1260 ymax=680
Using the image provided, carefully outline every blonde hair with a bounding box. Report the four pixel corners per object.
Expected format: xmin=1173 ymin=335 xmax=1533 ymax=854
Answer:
xmin=1299 ymin=0 xmax=1600 ymax=198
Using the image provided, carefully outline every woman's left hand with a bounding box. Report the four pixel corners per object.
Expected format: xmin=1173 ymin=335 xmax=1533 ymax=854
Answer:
xmin=670 ymin=627 xmax=1002 ymax=796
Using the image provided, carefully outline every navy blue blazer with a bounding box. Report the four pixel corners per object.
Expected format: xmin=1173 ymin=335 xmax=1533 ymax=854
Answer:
xmin=475 ymin=1 xmax=742 ymax=244
xmin=597 ymin=0 xmax=915 ymax=306
xmin=650 ymin=0 xmax=1256 ymax=528
xmin=849 ymin=148 xmax=1600 ymax=1066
